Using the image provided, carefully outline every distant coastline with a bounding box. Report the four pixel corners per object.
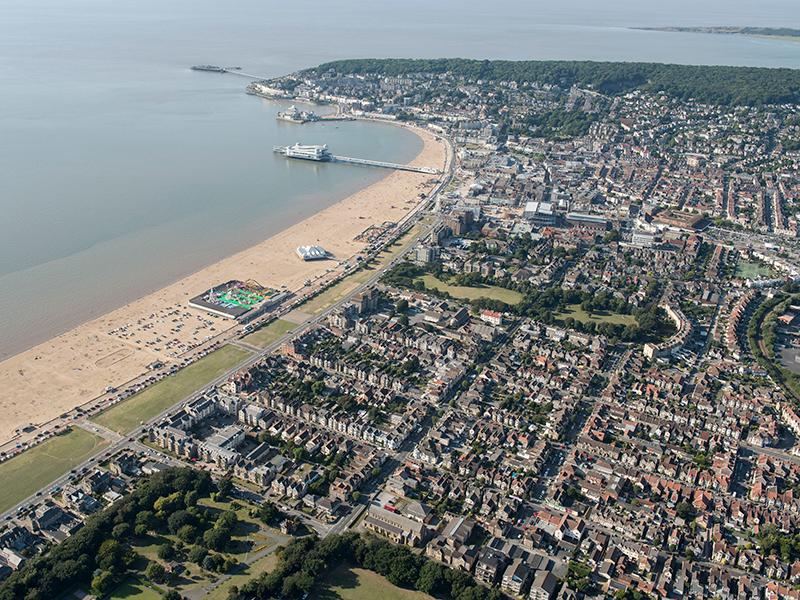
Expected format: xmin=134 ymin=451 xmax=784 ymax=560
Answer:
xmin=633 ymin=26 xmax=800 ymax=42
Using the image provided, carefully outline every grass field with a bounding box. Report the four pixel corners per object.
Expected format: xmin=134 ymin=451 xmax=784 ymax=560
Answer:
xmin=204 ymin=553 xmax=280 ymax=600
xmin=243 ymin=318 xmax=297 ymax=349
xmin=735 ymin=260 xmax=775 ymax=280
xmin=0 ymin=427 xmax=107 ymax=513
xmin=556 ymin=303 xmax=637 ymax=326
xmin=109 ymin=576 xmax=162 ymax=600
xmin=313 ymin=565 xmax=432 ymax=600
xmin=415 ymin=274 xmax=523 ymax=305
xmin=92 ymin=345 xmax=251 ymax=434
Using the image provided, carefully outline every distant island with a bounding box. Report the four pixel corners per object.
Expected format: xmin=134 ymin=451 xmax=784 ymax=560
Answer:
xmin=634 ymin=26 xmax=800 ymax=40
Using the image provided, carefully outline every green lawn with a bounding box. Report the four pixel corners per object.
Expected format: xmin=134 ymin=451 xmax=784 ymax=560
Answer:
xmin=735 ymin=260 xmax=775 ymax=280
xmin=204 ymin=553 xmax=280 ymax=600
xmin=314 ymin=565 xmax=432 ymax=600
xmin=243 ymin=318 xmax=297 ymax=349
xmin=109 ymin=577 xmax=162 ymax=600
xmin=556 ymin=303 xmax=637 ymax=326
xmin=0 ymin=427 xmax=107 ymax=513
xmin=91 ymin=345 xmax=251 ymax=434
xmin=415 ymin=274 xmax=523 ymax=305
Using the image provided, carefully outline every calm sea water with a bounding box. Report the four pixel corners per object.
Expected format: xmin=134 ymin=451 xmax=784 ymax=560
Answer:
xmin=1 ymin=0 xmax=799 ymax=359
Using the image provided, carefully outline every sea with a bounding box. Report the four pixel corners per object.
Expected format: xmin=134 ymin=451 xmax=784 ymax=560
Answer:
xmin=1 ymin=0 xmax=799 ymax=359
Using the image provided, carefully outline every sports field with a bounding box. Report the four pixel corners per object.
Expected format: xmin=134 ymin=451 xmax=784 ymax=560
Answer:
xmin=556 ymin=303 xmax=637 ymax=326
xmin=0 ymin=427 xmax=107 ymax=513
xmin=415 ymin=274 xmax=523 ymax=305
xmin=735 ymin=260 xmax=775 ymax=280
xmin=314 ymin=565 xmax=432 ymax=600
xmin=91 ymin=345 xmax=251 ymax=434
xmin=243 ymin=319 xmax=297 ymax=348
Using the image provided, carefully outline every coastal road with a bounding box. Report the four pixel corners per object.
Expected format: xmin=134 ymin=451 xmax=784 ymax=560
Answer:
xmin=0 ymin=135 xmax=455 ymax=523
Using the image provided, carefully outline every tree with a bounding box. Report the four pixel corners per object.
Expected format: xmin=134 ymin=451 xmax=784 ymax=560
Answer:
xmin=676 ymin=500 xmax=694 ymax=520
xmin=97 ymin=539 xmax=125 ymax=572
xmin=188 ymin=545 xmax=208 ymax=566
xmin=223 ymin=557 xmax=239 ymax=573
xmin=184 ymin=490 xmax=199 ymax=508
xmin=177 ymin=524 xmax=199 ymax=544
xmin=154 ymin=492 xmax=183 ymax=517
xmin=215 ymin=477 xmax=233 ymax=501
xmin=135 ymin=510 xmax=157 ymax=533
xmin=162 ymin=590 xmax=182 ymax=600
xmin=202 ymin=553 xmax=224 ymax=572
xmin=416 ymin=561 xmax=447 ymax=595
xmin=281 ymin=571 xmax=314 ymax=598
xmin=91 ymin=570 xmax=115 ymax=596
xmin=167 ymin=510 xmax=194 ymax=534
xmin=388 ymin=553 xmax=420 ymax=588
xmin=112 ymin=523 xmax=131 ymax=539
xmin=157 ymin=543 xmax=175 ymax=561
xmin=51 ymin=559 xmax=84 ymax=583
xmin=256 ymin=502 xmax=283 ymax=526
xmin=216 ymin=510 xmax=239 ymax=531
xmin=146 ymin=562 xmax=167 ymax=584
xmin=203 ymin=527 xmax=230 ymax=552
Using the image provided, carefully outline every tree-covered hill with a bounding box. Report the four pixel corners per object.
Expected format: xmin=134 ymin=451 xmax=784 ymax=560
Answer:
xmin=311 ymin=58 xmax=800 ymax=106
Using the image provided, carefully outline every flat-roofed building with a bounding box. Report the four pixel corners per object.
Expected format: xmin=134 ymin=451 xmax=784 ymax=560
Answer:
xmin=566 ymin=211 xmax=609 ymax=232
xmin=523 ymin=201 xmax=556 ymax=227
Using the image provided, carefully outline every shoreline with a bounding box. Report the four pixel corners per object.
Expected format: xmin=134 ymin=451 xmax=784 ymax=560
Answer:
xmin=0 ymin=101 xmax=398 ymax=363
xmin=0 ymin=123 xmax=447 ymax=444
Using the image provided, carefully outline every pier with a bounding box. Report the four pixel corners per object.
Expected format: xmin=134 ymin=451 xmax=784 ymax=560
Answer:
xmin=331 ymin=155 xmax=441 ymax=174
xmin=223 ymin=69 xmax=268 ymax=80
xmin=273 ymin=144 xmax=441 ymax=175
xmin=190 ymin=65 xmax=268 ymax=80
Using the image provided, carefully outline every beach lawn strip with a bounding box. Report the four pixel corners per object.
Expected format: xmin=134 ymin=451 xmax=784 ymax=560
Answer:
xmin=242 ymin=318 xmax=297 ymax=349
xmin=91 ymin=345 xmax=251 ymax=434
xmin=0 ymin=427 xmax=107 ymax=513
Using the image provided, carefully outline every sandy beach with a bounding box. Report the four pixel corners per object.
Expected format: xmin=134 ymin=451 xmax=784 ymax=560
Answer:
xmin=0 ymin=124 xmax=447 ymax=444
